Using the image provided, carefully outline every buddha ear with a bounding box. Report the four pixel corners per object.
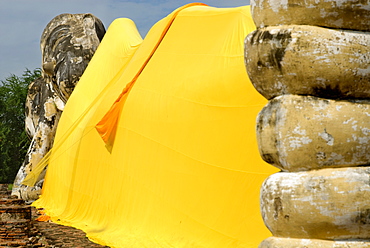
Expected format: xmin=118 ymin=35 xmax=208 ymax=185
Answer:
xmin=42 ymin=59 xmax=56 ymax=76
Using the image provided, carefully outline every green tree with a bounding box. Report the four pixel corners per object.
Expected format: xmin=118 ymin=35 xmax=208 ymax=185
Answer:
xmin=0 ymin=68 xmax=41 ymax=183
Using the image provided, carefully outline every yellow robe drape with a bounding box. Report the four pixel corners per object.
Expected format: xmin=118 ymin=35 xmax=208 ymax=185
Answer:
xmin=32 ymin=4 xmax=278 ymax=248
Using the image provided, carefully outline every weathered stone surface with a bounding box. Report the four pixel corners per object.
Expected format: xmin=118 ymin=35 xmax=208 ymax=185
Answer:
xmin=12 ymin=13 xmax=105 ymax=202
xmin=245 ymin=25 xmax=370 ymax=100
xmin=259 ymin=237 xmax=370 ymax=248
xmin=41 ymin=13 xmax=105 ymax=103
xmin=251 ymin=0 xmax=370 ymax=31
xmin=257 ymin=95 xmax=370 ymax=171
xmin=261 ymin=167 xmax=370 ymax=239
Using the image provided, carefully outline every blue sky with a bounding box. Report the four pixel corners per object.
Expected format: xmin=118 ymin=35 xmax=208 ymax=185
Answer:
xmin=0 ymin=0 xmax=250 ymax=80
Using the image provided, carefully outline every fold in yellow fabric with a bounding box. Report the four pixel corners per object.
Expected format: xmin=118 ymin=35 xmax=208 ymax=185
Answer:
xmin=22 ymin=18 xmax=143 ymax=186
xmin=95 ymin=2 xmax=208 ymax=152
xmin=33 ymin=4 xmax=279 ymax=248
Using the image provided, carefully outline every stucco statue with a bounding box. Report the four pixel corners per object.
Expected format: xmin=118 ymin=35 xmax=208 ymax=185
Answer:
xmin=12 ymin=13 xmax=105 ymax=202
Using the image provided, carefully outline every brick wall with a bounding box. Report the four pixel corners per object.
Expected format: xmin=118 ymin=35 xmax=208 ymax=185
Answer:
xmin=0 ymin=184 xmax=39 ymax=247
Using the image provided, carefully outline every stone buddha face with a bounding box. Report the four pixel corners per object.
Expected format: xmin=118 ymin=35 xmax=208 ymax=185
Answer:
xmin=40 ymin=13 xmax=105 ymax=103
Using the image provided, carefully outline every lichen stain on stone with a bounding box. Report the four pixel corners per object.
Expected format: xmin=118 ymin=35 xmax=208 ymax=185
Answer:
xmin=304 ymin=176 xmax=326 ymax=191
xmin=311 ymin=83 xmax=347 ymax=99
xmin=321 ymin=152 xmax=345 ymax=166
xmin=287 ymin=125 xmax=312 ymax=150
xmin=43 ymin=98 xmax=57 ymax=121
xmin=273 ymin=197 xmax=283 ymax=220
xmin=288 ymin=135 xmax=313 ymax=149
xmin=250 ymin=28 xmax=292 ymax=70
xmin=319 ymin=129 xmax=334 ymax=146
xmin=354 ymin=209 xmax=370 ymax=225
xmin=261 ymin=167 xmax=370 ymax=239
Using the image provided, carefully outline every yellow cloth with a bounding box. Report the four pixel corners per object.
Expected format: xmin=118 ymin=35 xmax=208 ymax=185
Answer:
xmin=96 ymin=3 xmax=208 ymax=152
xmin=33 ymin=5 xmax=278 ymax=248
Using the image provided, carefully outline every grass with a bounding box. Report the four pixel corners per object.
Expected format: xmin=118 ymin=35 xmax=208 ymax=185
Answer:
xmin=7 ymin=184 xmax=13 ymax=191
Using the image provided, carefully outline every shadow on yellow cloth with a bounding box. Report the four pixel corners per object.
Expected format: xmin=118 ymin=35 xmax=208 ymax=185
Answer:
xmin=32 ymin=4 xmax=278 ymax=248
